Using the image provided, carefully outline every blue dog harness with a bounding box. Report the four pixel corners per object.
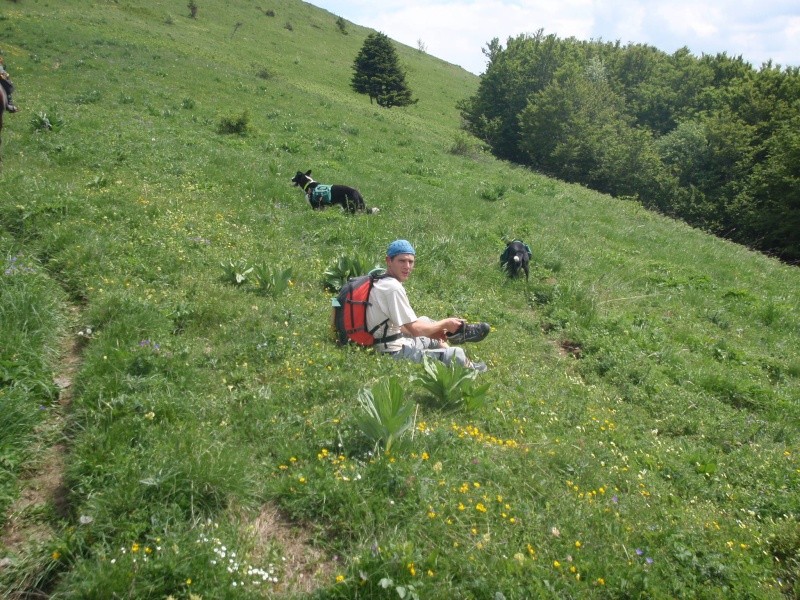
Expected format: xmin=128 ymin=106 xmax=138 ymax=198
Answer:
xmin=305 ymin=181 xmax=332 ymax=207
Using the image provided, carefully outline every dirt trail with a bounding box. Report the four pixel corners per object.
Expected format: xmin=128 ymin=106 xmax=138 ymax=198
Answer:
xmin=0 ymin=316 xmax=81 ymax=594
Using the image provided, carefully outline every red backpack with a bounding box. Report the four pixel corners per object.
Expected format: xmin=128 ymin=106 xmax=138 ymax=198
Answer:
xmin=332 ymin=273 xmax=401 ymax=346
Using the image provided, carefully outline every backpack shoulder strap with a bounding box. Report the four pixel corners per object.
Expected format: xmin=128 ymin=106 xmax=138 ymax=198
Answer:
xmin=365 ymin=271 xmax=401 ymax=344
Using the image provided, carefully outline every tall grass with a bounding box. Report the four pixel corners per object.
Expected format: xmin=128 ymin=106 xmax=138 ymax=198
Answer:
xmin=0 ymin=0 xmax=798 ymax=597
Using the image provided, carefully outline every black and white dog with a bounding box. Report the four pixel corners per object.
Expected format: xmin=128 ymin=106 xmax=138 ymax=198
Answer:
xmin=500 ymin=240 xmax=532 ymax=280
xmin=290 ymin=170 xmax=377 ymax=214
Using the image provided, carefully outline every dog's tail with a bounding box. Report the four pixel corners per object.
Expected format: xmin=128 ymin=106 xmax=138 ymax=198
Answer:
xmin=348 ymin=189 xmax=379 ymax=214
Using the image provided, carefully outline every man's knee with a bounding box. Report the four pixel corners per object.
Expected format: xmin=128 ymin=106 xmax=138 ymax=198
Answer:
xmin=441 ymin=347 xmax=469 ymax=367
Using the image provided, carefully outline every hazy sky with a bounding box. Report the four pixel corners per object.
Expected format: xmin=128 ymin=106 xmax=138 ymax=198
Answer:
xmin=310 ymin=0 xmax=800 ymax=74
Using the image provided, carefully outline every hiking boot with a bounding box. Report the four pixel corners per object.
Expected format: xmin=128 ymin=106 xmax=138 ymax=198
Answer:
xmin=447 ymin=321 xmax=490 ymax=344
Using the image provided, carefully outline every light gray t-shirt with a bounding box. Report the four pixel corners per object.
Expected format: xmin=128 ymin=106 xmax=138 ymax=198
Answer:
xmin=366 ymin=276 xmax=417 ymax=352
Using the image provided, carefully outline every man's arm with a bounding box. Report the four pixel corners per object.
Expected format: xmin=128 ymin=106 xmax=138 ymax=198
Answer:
xmin=401 ymin=317 xmax=463 ymax=341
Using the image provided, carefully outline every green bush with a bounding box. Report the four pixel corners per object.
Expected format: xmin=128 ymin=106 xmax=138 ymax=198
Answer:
xmin=220 ymin=259 xmax=253 ymax=286
xmin=252 ymin=264 xmax=292 ymax=297
xmin=356 ymin=377 xmax=415 ymax=453
xmin=323 ymin=254 xmax=379 ymax=292
xmin=415 ymin=355 xmax=489 ymax=412
xmin=216 ymin=111 xmax=249 ymax=135
xmin=30 ymin=111 xmax=63 ymax=132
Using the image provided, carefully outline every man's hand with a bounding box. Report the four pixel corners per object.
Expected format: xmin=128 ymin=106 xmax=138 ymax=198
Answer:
xmin=440 ymin=318 xmax=464 ymax=337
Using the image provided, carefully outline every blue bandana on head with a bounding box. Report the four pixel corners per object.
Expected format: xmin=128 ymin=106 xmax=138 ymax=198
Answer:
xmin=387 ymin=239 xmax=415 ymax=258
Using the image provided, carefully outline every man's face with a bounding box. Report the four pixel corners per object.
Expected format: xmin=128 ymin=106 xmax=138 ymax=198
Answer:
xmin=386 ymin=253 xmax=415 ymax=282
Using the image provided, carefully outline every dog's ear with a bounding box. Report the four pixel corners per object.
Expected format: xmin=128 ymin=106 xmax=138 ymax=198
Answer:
xmin=305 ymin=169 xmax=312 ymax=176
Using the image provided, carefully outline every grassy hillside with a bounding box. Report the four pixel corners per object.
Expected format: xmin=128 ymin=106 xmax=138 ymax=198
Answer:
xmin=1 ymin=0 xmax=798 ymax=598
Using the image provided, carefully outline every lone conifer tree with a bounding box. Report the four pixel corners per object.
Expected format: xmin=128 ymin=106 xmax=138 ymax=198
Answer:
xmin=351 ymin=32 xmax=417 ymax=108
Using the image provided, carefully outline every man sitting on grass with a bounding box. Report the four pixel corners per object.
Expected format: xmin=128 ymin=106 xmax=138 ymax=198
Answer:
xmin=368 ymin=239 xmax=490 ymax=371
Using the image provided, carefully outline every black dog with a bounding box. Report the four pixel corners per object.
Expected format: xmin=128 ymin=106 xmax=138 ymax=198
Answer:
xmin=290 ymin=170 xmax=377 ymax=214
xmin=500 ymin=240 xmax=532 ymax=280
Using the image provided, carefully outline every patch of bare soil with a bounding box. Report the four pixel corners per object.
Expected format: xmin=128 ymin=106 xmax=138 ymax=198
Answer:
xmin=556 ymin=339 xmax=583 ymax=359
xmin=249 ymin=504 xmax=338 ymax=595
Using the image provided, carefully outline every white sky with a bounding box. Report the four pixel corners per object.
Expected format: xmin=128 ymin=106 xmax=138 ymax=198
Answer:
xmin=309 ymin=0 xmax=800 ymax=74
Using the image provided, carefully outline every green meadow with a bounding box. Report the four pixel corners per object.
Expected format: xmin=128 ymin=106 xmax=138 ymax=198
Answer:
xmin=1 ymin=0 xmax=798 ymax=598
